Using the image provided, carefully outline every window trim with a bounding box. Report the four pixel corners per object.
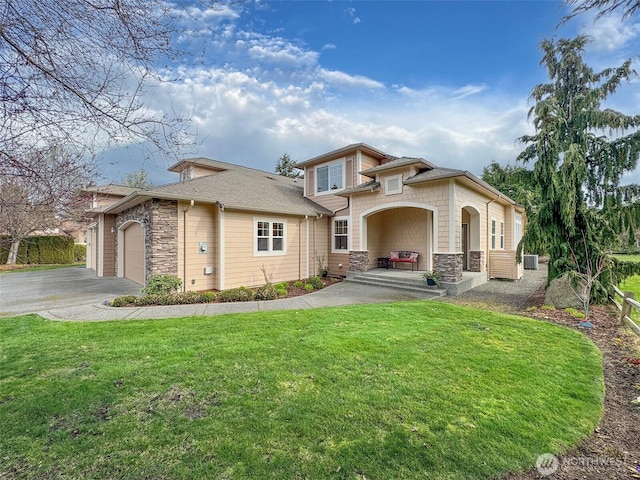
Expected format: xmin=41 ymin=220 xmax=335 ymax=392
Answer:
xmin=314 ymin=158 xmax=346 ymax=196
xmin=253 ymin=217 xmax=287 ymax=256
xmin=332 ymin=216 xmax=349 ymax=253
xmin=491 ymin=218 xmax=496 ymax=250
xmin=385 ymin=174 xmax=403 ymax=195
xmin=500 ymin=221 xmax=505 ymax=250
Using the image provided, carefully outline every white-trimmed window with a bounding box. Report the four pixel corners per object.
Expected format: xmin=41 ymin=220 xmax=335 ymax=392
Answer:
xmin=385 ymin=174 xmax=403 ymax=195
xmin=515 ymin=213 xmax=523 ymax=249
xmin=315 ymin=159 xmax=345 ymax=195
xmin=254 ymin=219 xmax=286 ymax=256
xmin=500 ymin=221 xmax=505 ymax=249
xmin=332 ymin=217 xmax=349 ymax=252
xmin=180 ymin=166 xmax=194 ymax=182
xmin=491 ymin=219 xmax=496 ymax=250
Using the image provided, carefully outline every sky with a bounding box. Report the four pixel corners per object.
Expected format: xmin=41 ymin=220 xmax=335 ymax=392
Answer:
xmin=100 ymin=0 xmax=640 ymax=187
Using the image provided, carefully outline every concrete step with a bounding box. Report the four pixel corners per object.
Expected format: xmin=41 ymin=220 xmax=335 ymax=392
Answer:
xmin=345 ymin=273 xmax=447 ymax=297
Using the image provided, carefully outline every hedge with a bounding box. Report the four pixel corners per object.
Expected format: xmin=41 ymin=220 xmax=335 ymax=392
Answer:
xmin=0 ymin=235 xmax=75 ymax=264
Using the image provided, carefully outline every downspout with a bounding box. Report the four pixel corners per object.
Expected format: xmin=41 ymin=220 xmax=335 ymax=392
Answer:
xmin=183 ymin=200 xmax=194 ymax=291
xmin=485 ymin=195 xmax=500 ymax=280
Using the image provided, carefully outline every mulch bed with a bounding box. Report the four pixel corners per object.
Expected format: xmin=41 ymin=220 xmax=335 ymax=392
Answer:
xmin=501 ymin=284 xmax=640 ymax=479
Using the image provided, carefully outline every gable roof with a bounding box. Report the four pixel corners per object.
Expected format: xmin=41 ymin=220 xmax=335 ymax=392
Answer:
xmin=168 ymin=157 xmax=233 ymax=174
xmin=82 ymin=184 xmax=140 ymax=197
xmin=295 ymin=142 xmax=392 ymax=168
xmin=360 ymin=156 xmax=435 ymax=177
xmin=103 ymin=162 xmax=332 ymax=217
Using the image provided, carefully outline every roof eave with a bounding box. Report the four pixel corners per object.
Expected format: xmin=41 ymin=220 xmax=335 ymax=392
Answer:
xmin=296 ymin=143 xmax=389 ymax=168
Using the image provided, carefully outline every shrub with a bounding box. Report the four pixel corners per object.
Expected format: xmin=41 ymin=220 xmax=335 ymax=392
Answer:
xmin=255 ymin=284 xmax=278 ymax=301
xmin=110 ymin=295 xmax=139 ymax=307
xmin=135 ymin=294 xmax=175 ymax=306
xmin=142 ymin=275 xmax=182 ymax=295
xmin=304 ymin=283 xmax=314 ymax=291
xmin=293 ymin=280 xmax=304 ymax=289
xmin=74 ymin=244 xmax=87 ymax=262
xmin=173 ymin=291 xmax=206 ymax=304
xmin=200 ymin=291 xmax=218 ymax=303
xmin=308 ymin=276 xmax=324 ymax=290
xmin=218 ymin=286 xmax=254 ymax=302
xmin=564 ymin=307 xmax=586 ymax=319
xmin=274 ymin=283 xmax=288 ymax=297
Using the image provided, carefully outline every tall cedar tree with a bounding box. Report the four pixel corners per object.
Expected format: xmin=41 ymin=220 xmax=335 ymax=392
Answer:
xmin=518 ymin=35 xmax=640 ymax=302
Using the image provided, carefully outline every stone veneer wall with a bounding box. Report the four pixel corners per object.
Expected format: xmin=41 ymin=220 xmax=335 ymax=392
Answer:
xmin=469 ymin=251 xmax=484 ymax=273
xmin=433 ymin=253 xmax=463 ymax=282
xmin=115 ymin=199 xmax=178 ymax=283
xmin=349 ymin=250 xmax=369 ymax=272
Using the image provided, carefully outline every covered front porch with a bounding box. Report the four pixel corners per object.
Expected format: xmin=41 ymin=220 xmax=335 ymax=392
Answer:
xmin=345 ymin=266 xmax=487 ymax=297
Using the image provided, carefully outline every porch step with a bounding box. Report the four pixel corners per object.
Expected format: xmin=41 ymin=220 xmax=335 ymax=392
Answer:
xmin=345 ymin=271 xmax=447 ymax=298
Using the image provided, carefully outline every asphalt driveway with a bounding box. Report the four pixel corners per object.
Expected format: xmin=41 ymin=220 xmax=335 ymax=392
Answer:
xmin=0 ymin=267 xmax=142 ymax=317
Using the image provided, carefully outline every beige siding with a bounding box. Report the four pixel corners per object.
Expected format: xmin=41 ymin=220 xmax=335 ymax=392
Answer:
xmin=311 ymin=217 xmax=330 ymax=276
xmin=193 ymin=165 xmax=216 ymax=178
xmin=178 ymin=202 xmax=218 ymax=292
xmin=489 ymin=250 xmax=522 ymax=280
xmin=303 ymin=163 xmax=349 ymax=213
xmin=350 ymin=179 xmax=449 ymax=253
xmin=359 ymin=153 xmax=380 ymax=184
xmin=223 ymin=211 xmax=308 ymax=288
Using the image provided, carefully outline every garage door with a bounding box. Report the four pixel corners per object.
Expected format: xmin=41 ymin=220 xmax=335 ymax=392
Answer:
xmin=123 ymin=223 xmax=145 ymax=285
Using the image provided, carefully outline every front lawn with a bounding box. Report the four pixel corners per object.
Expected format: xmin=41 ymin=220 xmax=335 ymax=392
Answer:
xmin=0 ymin=303 xmax=603 ymax=479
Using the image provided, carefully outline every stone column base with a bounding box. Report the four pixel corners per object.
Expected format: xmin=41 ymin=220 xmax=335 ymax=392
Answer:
xmin=469 ymin=251 xmax=484 ymax=272
xmin=433 ymin=253 xmax=463 ymax=282
xmin=349 ymin=251 xmax=369 ymax=272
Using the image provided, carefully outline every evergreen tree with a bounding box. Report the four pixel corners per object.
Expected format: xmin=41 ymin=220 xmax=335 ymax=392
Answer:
xmin=275 ymin=153 xmax=301 ymax=179
xmin=122 ymin=169 xmax=154 ymax=189
xmin=518 ymin=36 xmax=640 ymax=302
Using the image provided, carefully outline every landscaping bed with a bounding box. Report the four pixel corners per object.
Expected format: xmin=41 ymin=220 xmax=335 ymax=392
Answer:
xmin=109 ymin=276 xmax=342 ymax=307
xmin=502 ymin=286 xmax=640 ymax=479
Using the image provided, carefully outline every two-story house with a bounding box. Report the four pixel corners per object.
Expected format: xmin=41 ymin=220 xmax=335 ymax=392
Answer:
xmin=85 ymin=143 xmax=524 ymax=291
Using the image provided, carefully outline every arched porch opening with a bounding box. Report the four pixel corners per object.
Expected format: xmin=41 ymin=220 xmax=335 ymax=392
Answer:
xmin=360 ymin=202 xmax=437 ymax=272
xmin=461 ymin=205 xmax=482 ymax=272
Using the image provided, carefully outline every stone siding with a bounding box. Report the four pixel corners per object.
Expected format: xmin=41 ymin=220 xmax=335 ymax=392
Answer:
xmin=115 ymin=199 xmax=178 ymax=283
xmin=433 ymin=253 xmax=463 ymax=282
xmin=349 ymin=250 xmax=368 ymax=272
xmin=469 ymin=250 xmax=484 ymax=272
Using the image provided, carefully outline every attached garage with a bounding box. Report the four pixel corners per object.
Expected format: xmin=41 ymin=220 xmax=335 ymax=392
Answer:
xmin=122 ymin=222 xmax=145 ymax=285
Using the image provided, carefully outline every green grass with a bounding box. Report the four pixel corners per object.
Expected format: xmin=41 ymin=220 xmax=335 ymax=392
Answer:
xmin=0 ymin=302 xmax=603 ymax=479
xmin=0 ymin=262 xmax=84 ymax=274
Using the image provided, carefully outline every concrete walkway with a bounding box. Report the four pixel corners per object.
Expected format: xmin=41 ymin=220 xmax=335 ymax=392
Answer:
xmin=1 ymin=266 xmax=547 ymax=322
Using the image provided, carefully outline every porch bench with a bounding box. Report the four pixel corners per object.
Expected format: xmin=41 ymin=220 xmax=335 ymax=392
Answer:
xmin=389 ymin=251 xmax=419 ymax=271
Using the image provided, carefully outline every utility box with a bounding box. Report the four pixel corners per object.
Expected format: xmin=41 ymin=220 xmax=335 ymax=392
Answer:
xmin=204 ymin=266 xmax=213 ymax=275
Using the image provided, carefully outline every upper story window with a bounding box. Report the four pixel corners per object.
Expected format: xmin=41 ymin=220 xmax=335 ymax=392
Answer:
xmin=315 ymin=159 xmax=345 ymax=195
xmin=180 ymin=166 xmax=194 ymax=182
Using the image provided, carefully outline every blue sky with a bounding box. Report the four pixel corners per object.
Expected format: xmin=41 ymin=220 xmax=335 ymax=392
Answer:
xmin=102 ymin=1 xmax=640 ymax=186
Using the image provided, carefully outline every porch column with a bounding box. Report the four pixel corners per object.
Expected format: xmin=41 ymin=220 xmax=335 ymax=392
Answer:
xmin=349 ymin=250 xmax=369 ymax=272
xmin=433 ymin=253 xmax=463 ymax=282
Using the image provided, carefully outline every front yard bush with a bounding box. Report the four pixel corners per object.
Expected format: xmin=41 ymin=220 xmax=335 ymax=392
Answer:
xmin=142 ymin=275 xmax=183 ymax=295
xmin=254 ymin=284 xmax=278 ymax=300
xmin=218 ymin=286 xmax=254 ymax=302
xmin=110 ymin=295 xmax=138 ymax=307
xmin=308 ymin=275 xmax=324 ymax=289
xmin=74 ymin=244 xmax=87 ymax=261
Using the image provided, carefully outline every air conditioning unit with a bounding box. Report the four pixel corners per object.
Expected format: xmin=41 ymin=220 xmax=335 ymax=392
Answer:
xmin=523 ymin=254 xmax=539 ymax=270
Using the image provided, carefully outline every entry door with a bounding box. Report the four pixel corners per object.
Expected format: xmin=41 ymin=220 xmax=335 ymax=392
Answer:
xmin=461 ymin=223 xmax=468 ymax=271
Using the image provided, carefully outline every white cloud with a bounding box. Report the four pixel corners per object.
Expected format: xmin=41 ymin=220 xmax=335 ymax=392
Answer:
xmin=580 ymin=12 xmax=640 ymax=51
xmin=322 ymin=43 xmax=337 ymax=50
xmin=316 ymin=68 xmax=384 ymax=89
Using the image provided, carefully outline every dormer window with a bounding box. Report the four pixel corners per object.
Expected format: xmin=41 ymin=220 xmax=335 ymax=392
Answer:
xmin=315 ymin=159 xmax=345 ymax=195
xmin=180 ymin=166 xmax=194 ymax=182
